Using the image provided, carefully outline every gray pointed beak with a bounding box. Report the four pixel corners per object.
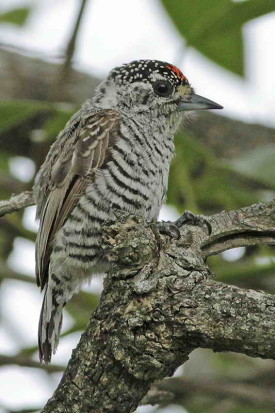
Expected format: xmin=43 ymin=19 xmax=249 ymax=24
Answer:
xmin=178 ymin=94 xmax=223 ymax=111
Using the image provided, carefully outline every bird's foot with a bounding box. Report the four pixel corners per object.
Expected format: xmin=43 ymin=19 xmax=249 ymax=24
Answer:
xmin=154 ymin=211 xmax=211 ymax=241
xmin=175 ymin=210 xmax=212 ymax=235
xmin=155 ymin=221 xmax=181 ymax=240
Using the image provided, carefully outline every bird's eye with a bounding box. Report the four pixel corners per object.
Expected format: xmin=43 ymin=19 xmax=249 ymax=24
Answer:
xmin=153 ymin=81 xmax=173 ymax=97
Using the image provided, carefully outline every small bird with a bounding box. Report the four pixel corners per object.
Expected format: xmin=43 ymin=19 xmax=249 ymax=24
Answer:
xmin=34 ymin=59 xmax=222 ymax=362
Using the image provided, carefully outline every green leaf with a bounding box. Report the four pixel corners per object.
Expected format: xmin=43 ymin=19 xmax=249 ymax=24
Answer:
xmin=233 ymin=0 xmax=275 ymax=24
xmin=161 ymin=0 xmax=275 ymax=76
xmin=161 ymin=0 xmax=244 ymax=75
xmin=0 ymin=7 xmax=30 ymax=26
xmin=231 ymin=145 xmax=275 ymax=188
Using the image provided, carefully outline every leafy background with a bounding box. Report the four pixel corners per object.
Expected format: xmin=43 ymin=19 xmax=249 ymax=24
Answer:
xmin=0 ymin=0 xmax=275 ymax=412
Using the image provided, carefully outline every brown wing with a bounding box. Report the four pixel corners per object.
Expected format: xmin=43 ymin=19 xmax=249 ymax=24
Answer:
xmin=35 ymin=109 xmax=120 ymax=289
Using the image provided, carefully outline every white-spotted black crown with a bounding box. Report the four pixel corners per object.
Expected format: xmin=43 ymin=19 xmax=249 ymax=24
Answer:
xmin=109 ymin=59 xmax=189 ymax=86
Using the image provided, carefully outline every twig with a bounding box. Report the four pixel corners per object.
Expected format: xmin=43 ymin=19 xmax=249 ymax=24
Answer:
xmin=149 ymin=377 xmax=275 ymax=408
xmin=0 ymin=406 xmax=41 ymax=413
xmin=61 ymin=0 xmax=88 ymax=78
xmin=51 ymin=0 xmax=89 ymax=101
xmin=0 ymin=191 xmax=34 ymax=218
xmin=0 ymin=354 xmax=63 ymax=373
xmin=140 ymin=387 xmax=174 ymax=406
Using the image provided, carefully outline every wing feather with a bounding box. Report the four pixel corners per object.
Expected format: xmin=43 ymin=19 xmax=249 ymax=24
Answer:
xmin=35 ymin=109 xmax=120 ymax=289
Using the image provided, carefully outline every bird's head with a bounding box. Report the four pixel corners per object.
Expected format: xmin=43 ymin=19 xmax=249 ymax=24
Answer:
xmin=94 ymin=60 xmax=222 ymax=121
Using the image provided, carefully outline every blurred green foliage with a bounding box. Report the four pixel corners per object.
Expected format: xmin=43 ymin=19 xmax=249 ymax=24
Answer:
xmin=0 ymin=100 xmax=49 ymax=132
xmin=161 ymin=0 xmax=275 ymax=76
xmin=168 ymin=131 xmax=260 ymax=213
xmin=0 ymin=6 xmax=31 ymax=26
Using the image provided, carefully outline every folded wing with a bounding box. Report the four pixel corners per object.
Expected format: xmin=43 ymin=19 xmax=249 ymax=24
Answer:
xmin=35 ymin=109 xmax=120 ymax=289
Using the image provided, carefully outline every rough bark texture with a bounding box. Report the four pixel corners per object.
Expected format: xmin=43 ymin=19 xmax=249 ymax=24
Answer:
xmin=39 ymin=202 xmax=274 ymax=413
xmin=1 ymin=190 xmax=275 ymax=413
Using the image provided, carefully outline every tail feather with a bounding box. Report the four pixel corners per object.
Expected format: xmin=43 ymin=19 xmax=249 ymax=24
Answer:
xmin=38 ymin=287 xmax=64 ymax=363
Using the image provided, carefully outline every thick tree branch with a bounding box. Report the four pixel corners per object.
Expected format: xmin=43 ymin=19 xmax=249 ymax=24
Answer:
xmin=1 ymin=190 xmax=275 ymax=412
xmin=41 ymin=277 xmax=275 ymax=412
xmin=38 ymin=201 xmax=275 ymax=413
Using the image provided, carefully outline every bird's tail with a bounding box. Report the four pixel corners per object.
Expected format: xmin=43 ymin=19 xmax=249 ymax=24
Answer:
xmin=38 ymin=285 xmax=64 ymax=363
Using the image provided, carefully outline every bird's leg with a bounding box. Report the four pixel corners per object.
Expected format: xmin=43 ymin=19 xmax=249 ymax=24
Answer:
xmin=156 ymin=210 xmax=212 ymax=240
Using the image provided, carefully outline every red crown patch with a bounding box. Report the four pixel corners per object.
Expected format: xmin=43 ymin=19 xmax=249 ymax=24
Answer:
xmin=165 ymin=64 xmax=186 ymax=81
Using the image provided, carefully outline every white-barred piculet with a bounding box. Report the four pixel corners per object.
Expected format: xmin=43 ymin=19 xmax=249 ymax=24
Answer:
xmin=34 ymin=59 xmax=222 ymax=362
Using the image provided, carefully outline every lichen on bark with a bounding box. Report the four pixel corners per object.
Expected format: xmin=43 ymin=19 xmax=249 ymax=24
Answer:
xmin=39 ymin=202 xmax=275 ymax=412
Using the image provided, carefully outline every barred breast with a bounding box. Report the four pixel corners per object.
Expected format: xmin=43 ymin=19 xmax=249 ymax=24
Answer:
xmin=52 ymin=113 xmax=175 ymax=272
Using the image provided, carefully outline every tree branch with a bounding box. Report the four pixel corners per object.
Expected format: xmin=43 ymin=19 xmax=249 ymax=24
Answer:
xmin=0 ymin=354 xmax=63 ymax=373
xmin=153 ymin=377 xmax=275 ymax=408
xmin=187 ymin=112 xmax=275 ymax=159
xmin=201 ymin=201 xmax=275 ymax=256
xmin=60 ymin=0 xmax=88 ymax=78
xmin=0 ymin=190 xmax=34 ymax=218
xmin=1 ymin=189 xmax=275 ymax=412
xmin=51 ymin=0 xmax=89 ymax=101
xmin=39 ymin=201 xmax=274 ymax=412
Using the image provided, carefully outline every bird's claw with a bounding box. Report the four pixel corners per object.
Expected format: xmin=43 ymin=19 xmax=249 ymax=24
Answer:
xmin=155 ymin=221 xmax=181 ymax=240
xmin=175 ymin=210 xmax=212 ymax=235
xmin=155 ymin=211 xmax=211 ymax=240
